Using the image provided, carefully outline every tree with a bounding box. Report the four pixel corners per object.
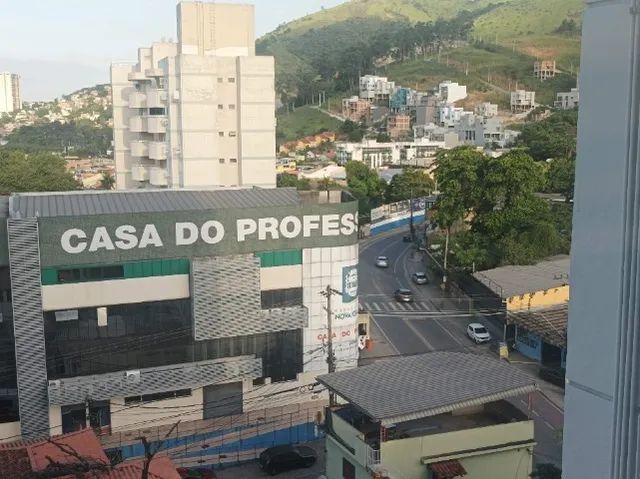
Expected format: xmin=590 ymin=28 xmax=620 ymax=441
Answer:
xmin=0 ymin=150 xmax=80 ymax=193
xmin=517 ymin=110 xmax=578 ymax=161
xmin=547 ymin=157 xmax=576 ymax=201
xmin=385 ymin=168 xmax=435 ymax=203
xmin=376 ymin=132 xmax=391 ymax=143
xmin=276 ymin=173 xmax=311 ymax=190
xmin=345 ymin=161 xmax=386 ymax=220
xmin=531 ymin=463 xmax=562 ymax=479
xmin=340 ymin=119 xmax=364 ymax=142
xmin=100 ymin=172 xmax=115 ymax=190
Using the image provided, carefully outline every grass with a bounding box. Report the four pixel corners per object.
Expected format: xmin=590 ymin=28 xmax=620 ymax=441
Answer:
xmin=276 ymin=106 xmax=343 ymax=145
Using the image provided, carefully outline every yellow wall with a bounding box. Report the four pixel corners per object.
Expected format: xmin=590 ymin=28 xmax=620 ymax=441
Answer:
xmin=506 ymin=285 xmax=570 ymax=311
xmin=381 ymin=420 xmax=534 ymax=479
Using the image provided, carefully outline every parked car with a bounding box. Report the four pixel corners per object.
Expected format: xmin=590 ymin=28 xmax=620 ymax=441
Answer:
xmin=259 ymin=445 xmax=317 ymax=476
xmin=376 ymin=256 xmax=389 ymax=268
xmin=412 ymin=272 xmax=429 ymax=285
xmin=394 ymin=288 xmax=414 ymax=302
xmin=467 ymin=323 xmax=491 ymax=344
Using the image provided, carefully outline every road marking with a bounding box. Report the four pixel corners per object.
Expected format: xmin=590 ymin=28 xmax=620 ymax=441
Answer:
xmin=388 ymin=302 xmax=400 ymax=311
xmin=369 ymin=315 xmax=401 ymax=355
xmin=405 ymin=319 xmax=436 ymax=351
xmin=432 ymin=317 xmax=469 ymax=349
xmin=543 ymin=420 xmax=556 ymax=431
xmin=532 ymin=410 xmax=540 ymax=417
xmin=371 ymin=302 xmax=381 ymax=311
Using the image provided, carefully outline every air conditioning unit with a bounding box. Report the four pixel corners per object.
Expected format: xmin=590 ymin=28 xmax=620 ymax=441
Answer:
xmin=48 ymin=380 xmax=61 ymax=390
xmin=125 ymin=370 xmax=141 ymax=384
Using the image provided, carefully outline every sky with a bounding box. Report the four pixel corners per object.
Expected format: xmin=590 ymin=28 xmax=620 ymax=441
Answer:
xmin=0 ymin=0 xmax=345 ymax=100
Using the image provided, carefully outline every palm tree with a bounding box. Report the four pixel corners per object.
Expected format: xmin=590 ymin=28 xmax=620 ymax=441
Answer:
xmin=99 ymin=173 xmax=115 ymax=190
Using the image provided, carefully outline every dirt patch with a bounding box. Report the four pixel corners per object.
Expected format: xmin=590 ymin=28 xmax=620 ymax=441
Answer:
xmin=521 ymin=45 xmax=558 ymax=60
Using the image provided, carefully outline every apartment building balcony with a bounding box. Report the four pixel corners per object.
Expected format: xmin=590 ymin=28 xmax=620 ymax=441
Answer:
xmin=147 ymin=116 xmax=167 ymax=134
xmin=146 ymin=90 xmax=168 ymax=109
xmin=145 ymin=68 xmax=164 ymax=77
xmin=130 ymin=141 xmax=149 ymax=158
xmin=131 ymin=165 xmax=150 ymax=182
xmin=149 ymin=167 xmax=169 ymax=186
xmin=129 ymin=116 xmax=146 ymax=133
xmin=128 ymin=91 xmax=146 ymax=109
xmin=148 ymin=141 xmax=168 ymax=160
xmin=128 ymin=71 xmax=150 ymax=82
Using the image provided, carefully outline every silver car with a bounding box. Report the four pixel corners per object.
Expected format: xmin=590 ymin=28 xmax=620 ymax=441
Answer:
xmin=376 ymin=256 xmax=389 ymax=268
xmin=412 ymin=272 xmax=428 ymax=285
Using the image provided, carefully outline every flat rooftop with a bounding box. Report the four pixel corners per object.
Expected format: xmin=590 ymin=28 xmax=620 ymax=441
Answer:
xmin=472 ymin=255 xmax=570 ymax=299
xmin=317 ymin=352 xmax=536 ymax=426
xmin=7 ymin=188 xmax=352 ymax=219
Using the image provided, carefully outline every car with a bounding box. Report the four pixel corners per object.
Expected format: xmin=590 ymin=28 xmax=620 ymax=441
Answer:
xmin=403 ymin=234 xmax=412 ymax=243
xmin=412 ymin=272 xmax=429 ymax=285
xmin=376 ymin=256 xmax=389 ymax=268
xmin=394 ymin=288 xmax=414 ymax=302
xmin=259 ymin=445 xmax=317 ymax=476
xmin=467 ymin=323 xmax=491 ymax=344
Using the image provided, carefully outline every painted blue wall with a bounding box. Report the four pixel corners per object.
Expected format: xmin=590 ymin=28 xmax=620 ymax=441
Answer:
xmin=370 ymin=214 xmax=425 ymax=236
xmin=515 ymin=326 xmax=542 ymax=362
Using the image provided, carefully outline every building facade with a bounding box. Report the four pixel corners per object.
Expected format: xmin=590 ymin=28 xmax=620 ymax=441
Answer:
xmin=336 ymin=138 xmax=446 ymax=170
xmin=387 ymin=114 xmax=411 ymax=139
xmin=555 ymin=88 xmax=579 ymax=110
xmin=563 ymin=1 xmax=640 ymax=477
xmin=510 ymin=90 xmax=536 ymax=113
xmin=438 ymin=81 xmax=467 ymax=104
xmin=475 ymin=102 xmax=499 ymax=118
xmin=0 ymin=73 xmax=21 ymax=113
xmin=0 ymin=188 xmax=360 ymax=466
xmin=111 ymin=2 xmax=276 ymax=190
xmin=342 ymin=96 xmax=371 ymax=122
xmin=359 ymin=75 xmax=395 ymax=103
xmin=534 ymin=60 xmax=556 ymax=80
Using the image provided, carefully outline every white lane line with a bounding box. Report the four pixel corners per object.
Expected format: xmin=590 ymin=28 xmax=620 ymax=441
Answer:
xmin=388 ymin=302 xmax=400 ymax=311
xmin=432 ymin=317 xmax=469 ymax=349
xmin=369 ymin=315 xmax=401 ymax=355
xmin=405 ymin=319 xmax=436 ymax=351
xmin=532 ymin=410 xmax=541 ymax=418
xmin=543 ymin=420 xmax=556 ymax=431
xmin=371 ymin=302 xmax=381 ymax=311
xmin=418 ymin=301 xmax=432 ymax=311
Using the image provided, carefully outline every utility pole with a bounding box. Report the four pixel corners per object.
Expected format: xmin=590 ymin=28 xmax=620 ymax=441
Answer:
xmin=320 ymin=285 xmax=342 ymax=406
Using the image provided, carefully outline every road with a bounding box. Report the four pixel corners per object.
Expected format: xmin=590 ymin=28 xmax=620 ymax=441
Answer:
xmin=358 ymin=230 xmax=564 ymax=467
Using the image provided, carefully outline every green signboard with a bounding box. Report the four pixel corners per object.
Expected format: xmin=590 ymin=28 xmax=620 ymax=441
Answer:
xmin=36 ymin=201 xmax=359 ymax=268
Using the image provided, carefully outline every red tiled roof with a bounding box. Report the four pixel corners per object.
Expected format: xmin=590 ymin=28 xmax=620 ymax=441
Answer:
xmin=429 ymin=459 xmax=467 ymax=478
xmin=105 ymin=456 xmax=182 ymax=479
xmin=28 ymin=428 xmax=109 ymax=472
xmin=0 ymin=446 xmax=32 ymax=478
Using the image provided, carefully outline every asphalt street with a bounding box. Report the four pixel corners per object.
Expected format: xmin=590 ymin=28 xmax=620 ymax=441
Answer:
xmin=358 ymin=230 xmax=564 ymax=467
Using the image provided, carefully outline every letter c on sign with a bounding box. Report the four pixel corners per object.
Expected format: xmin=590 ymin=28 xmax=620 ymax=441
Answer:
xmin=61 ymin=229 xmax=87 ymax=254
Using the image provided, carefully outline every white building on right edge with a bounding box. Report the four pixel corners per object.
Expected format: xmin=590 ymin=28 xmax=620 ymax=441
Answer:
xmin=111 ymin=2 xmax=276 ymax=190
xmin=0 ymin=73 xmax=21 ymax=114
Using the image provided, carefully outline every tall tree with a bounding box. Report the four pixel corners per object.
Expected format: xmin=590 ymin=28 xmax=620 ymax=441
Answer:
xmin=345 ymin=161 xmax=386 ymax=220
xmin=385 ymin=168 xmax=435 ymax=203
xmin=0 ymin=150 xmax=80 ymax=193
xmin=547 ymin=157 xmax=576 ymax=201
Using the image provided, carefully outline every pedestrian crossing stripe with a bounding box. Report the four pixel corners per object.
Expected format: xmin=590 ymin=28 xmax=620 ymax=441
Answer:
xmin=360 ymin=301 xmax=435 ymax=312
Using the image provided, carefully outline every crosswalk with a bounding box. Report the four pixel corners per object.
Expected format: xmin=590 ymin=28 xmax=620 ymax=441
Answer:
xmin=359 ymin=300 xmax=437 ymax=313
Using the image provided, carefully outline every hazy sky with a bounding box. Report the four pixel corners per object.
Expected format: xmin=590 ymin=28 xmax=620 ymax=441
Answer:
xmin=0 ymin=0 xmax=344 ymax=100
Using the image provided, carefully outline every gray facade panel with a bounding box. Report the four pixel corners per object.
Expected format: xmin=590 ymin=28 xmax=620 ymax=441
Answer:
xmin=192 ymin=255 xmax=308 ymax=340
xmin=7 ymin=218 xmax=49 ymax=437
xmin=48 ymin=356 xmax=261 ymax=406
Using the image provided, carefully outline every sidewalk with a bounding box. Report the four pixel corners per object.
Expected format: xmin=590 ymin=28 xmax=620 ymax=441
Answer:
xmin=507 ymin=351 xmax=565 ymax=411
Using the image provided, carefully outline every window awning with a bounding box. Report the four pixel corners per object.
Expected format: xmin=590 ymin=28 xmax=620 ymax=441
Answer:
xmin=429 ymin=459 xmax=467 ymax=478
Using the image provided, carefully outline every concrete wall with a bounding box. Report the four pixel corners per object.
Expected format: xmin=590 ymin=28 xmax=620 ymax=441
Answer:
xmin=326 ymin=435 xmax=371 ymax=479
xmin=41 ymin=275 xmax=190 ymax=311
xmin=381 ymin=421 xmax=534 ymax=479
xmin=0 ymin=421 xmax=21 ymax=443
xmin=506 ymin=285 xmax=569 ymax=311
xmin=260 ymin=265 xmax=302 ymax=290
xmin=514 ymin=327 xmax=543 ymax=362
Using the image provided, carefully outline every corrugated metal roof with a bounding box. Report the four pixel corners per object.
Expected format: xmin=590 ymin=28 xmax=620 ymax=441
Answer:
xmin=9 ymin=188 xmax=300 ymax=218
xmin=507 ymin=304 xmax=568 ymax=348
xmin=472 ymin=256 xmax=570 ymax=299
xmin=317 ymin=352 xmax=537 ymax=426
xmin=429 ymin=459 xmax=467 ymax=478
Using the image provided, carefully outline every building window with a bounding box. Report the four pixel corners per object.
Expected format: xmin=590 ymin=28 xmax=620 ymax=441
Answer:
xmin=229 ymin=104 xmax=236 ymax=110
xmin=219 ymin=132 xmax=225 ymax=137
xmin=217 ymin=77 xmax=223 ymax=83
xmin=228 ymin=77 xmax=235 ymax=83
xmin=124 ymin=389 xmax=191 ymax=405
xmin=219 ymin=158 xmax=225 ymax=164
xmin=148 ymin=107 xmax=165 ymax=116
xmin=261 ymin=288 xmax=303 ymax=309
xmin=57 ymin=265 xmax=124 ymax=284
xmin=343 ymin=459 xmax=355 ymax=479
xmin=230 ymin=158 xmax=237 ymax=163
xmin=218 ymin=104 xmax=224 ymax=110
xmin=229 ymin=131 xmax=237 ymax=137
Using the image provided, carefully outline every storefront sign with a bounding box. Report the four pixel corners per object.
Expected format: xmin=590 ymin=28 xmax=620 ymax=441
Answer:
xmin=342 ymin=266 xmax=358 ymax=303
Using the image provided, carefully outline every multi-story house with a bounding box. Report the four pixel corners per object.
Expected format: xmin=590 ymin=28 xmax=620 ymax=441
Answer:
xmin=320 ymin=353 xmax=537 ymax=479
xmin=534 ymin=60 xmax=556 ymax=80
xmin=510 ymin=90 xmax=536 ymax=113
xmin=554 ymin=88 xmax=579 ymax=110
xmin=111 ymin=2 xmax=276 ymax=190
xmin=359 ymin=75 xmax=396 ymax=103
xmin=342 ymin=96 xmax=372 ymax=122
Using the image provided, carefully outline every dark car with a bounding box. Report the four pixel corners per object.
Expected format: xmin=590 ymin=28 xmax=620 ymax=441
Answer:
xmin=259 ymin=445 xmax=317 ymax=476
xmin=403 ymin=234 xmax=412 ymax=243
xmin=394 ymin=288 xmax=414 ymax=302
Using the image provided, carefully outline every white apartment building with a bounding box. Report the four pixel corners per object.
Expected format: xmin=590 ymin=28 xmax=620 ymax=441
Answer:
xmin=0 ymin=73 xmax=21 ymax=114
xmin=438 ymin=80 xmax=467 ymax=104
xmin=336 ymin=137 xmax=447 ymax=170
xmin=475 ymin=102 xmax=499 ymax=118
xmin=555 ymin=87 xmax=579 ymax=110
xmin=439 ymin=103 xmax=465 ymax=127
xmin=111 ymin=2 xmax=276 ymax=190
xmin=455 ymin=113 xmax=519 ymax=148
xmin=359 ymin=75 xmax=396 ymax=102
xmin=511 ymin=90 xmax=536 ymax=113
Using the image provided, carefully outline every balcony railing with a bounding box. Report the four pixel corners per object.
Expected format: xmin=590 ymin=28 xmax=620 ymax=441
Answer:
xmin=130 ymin=141 xmax=149 ymax=158
xmin=149 ymin=167 xmax=169 ymax=186
xmin=147 ymin=116 xmax=167 ymax=134
xmin=148 ymin=141 xmax=168 ymax=160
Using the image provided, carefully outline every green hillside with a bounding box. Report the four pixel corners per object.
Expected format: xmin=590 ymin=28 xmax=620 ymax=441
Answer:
xmin=261 ymin=0 xmax=584 ymax=108
xmin=277 ymin=106 xmax=343 ymax=145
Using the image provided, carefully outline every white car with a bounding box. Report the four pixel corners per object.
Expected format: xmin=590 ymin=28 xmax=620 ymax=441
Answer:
xmin=376 ymin=256 xmax=389 ymax=268
xmin=467 ymin=323 xmax=491 ymax=344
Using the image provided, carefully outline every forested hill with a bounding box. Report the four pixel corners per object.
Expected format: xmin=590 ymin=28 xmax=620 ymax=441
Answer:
xmin=258 ymin=0 xmax=584 ymax=105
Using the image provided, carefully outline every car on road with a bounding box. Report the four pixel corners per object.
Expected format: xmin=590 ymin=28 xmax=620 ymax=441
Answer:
xmin=376 ymin=256 xmax=389 ymax=268
xmin=394 ymin=288 xmax=414 ymax=302
xmin=403 ymin=234 xmax=412 ymax=243
xmin=259 ymin=445 xmax=317 ymax=476
xmin=412 ymin=272 xmax=429 ymax=285
xmin=467 ymin=323 xmax=491 ymax=344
